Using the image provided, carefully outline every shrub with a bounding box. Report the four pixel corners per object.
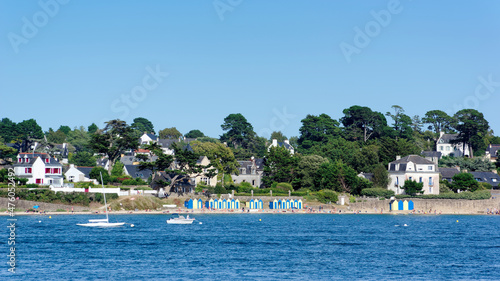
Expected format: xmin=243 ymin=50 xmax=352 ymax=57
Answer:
xmin=361 ymin=188 xmax=395 ymax=198
xmin=275 ymin=182 xmax=293 ymax=192
xmin=214 ymin=185 xmax=227 ymax=195
xmin=395 ymin=190 xmax=491 ymax=200
xmin=25 ymin=184 xmax=39 ymax=188
xmin=316 ymin=189 xmax=338 ymax=203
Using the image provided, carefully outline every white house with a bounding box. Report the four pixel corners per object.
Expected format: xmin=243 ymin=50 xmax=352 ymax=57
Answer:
xmin=268 ymin=139 xmax=294 ymax=154
xmin=231 ymin=157 xmax=264 ymax=187
xmin=387 ymin=155 xmax=440 ymax=195
xmin=64 ymin=164 xmax=98 ymax=184
xmin=436 ymin=132 xmax=469 ymax=157
xmin=139 ymin=133 xmax=157 ymax=145
xmin=190 ymin=156 xmax=217 ymax=187
xmin=14 ymin=153 xmax=63 ymax=187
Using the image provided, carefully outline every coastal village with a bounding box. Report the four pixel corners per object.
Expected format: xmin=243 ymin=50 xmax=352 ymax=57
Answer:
xmin=1 ymin=107 xmax=500 ymax=215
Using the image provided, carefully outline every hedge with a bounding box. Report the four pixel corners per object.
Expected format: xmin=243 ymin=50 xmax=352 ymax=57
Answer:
xmin=395 ymin=190 xmax=491 ymax=200
xmin=0 ymin=189 xmax=118 ymax=206
xmin=361 ymin=188 xmax=395 ymax=198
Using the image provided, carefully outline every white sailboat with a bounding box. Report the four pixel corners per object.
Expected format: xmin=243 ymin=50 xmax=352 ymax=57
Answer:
xmin=77 ymin=172 xmax=126 ymax=227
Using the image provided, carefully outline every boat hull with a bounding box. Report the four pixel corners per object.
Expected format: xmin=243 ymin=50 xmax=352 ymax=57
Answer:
xmin=76 ymin=222 xmax=126 ymax=227
xmin=166 ymin=219 xmax=194 ymax=225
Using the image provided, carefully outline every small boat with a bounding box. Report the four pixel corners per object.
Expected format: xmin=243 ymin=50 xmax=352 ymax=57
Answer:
xmin=166 ymin=214 xmax=195 ymax=224
xmin=77 ymin=172 xmax=127 ymax=228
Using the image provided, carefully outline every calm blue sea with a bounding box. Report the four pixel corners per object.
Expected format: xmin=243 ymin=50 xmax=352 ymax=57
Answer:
xmin=2 ymin=213 xmax=500 ymax=280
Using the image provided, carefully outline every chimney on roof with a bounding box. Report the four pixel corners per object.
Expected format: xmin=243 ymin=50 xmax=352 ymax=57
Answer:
xmin=396 ymin=155 xmax=401 ymax=160
xmin=272 ymin=139 xmax=278 ymax=146
xmin=439 ymin=131 xmax=445 ymax=138
xmin=70 ymin=164 xmax=75 ymax=168
xmin=284 ymin=140 xmax=289 ymax=144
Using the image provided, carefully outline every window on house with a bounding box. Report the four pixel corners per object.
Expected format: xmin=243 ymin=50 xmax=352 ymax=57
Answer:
xmin=396 ymin=177 xmax=399 ymax=185
xmin=18 ymin=158 xmax=22 ymax=163
xmin=45 ymin=168 xmax=51 ymax=174
xmin=429 ymin=187 xmax=432 ymax=193
xmin=446 ymin=147 xmax=450 ymax=151
xmin=45 ymin=158 xmax=49 ymax=163
xmin=419 ymin=177 xmax=423 ymax=183
xmin=429 ymin=177 xmax=433 ymax=186
xmin=439 ymin=146 xmax=443 ymax=151
xmin=428 ymin=166 xmax=433 ymax=170
xmin=409 ymin=177 xmax=412 ymax=181
xmin=491 ymin=178 xmax=497 ymax=182
xmin=252 ymin=180 xmax=255 ymax=186
xmin=25 ymin=168 xmax=32 ymax=174
xmin=26 ymin=158 xmax=30 ymax=163
xmin=35 ymin=179 xmax=43 ymax=184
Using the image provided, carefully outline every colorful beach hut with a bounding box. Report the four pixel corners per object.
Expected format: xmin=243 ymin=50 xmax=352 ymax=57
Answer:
xmin=398 ymin=200 xmax=404 ymax=211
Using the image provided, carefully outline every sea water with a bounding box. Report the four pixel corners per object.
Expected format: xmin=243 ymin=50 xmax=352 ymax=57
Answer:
xmin=1 ymin=214 xmax=500 ymax=280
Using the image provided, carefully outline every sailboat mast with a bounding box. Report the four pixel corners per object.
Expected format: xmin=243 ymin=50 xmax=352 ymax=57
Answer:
xmin=100 ymin=172 xmax=109 ymax=221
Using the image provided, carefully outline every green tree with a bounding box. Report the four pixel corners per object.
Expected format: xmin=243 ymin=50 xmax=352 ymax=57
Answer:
xmin=314 ymin=160 xmax=359 ymax=194
xmin=69 ymin=151 xmax=96 ymax=167
xmin=46 ymin=129 xmax=67 ymax=143
xmin=131 ymin=117 xmax=155 ymax=134
xmin=220 ymin=113 xmax=256 ymax=149
xmin=0 ymin=141 xmax=17 ymax=162
xmin=58 ymin=125 xmax=71 ymax=135
xmin=270 ymin=131 xmax=287 ymax=142
xmin=262 ymin=146 xmax=298 ymax=187
xmin=422 ymin=110 xmax=455 ymax=144
xmin=451 ymin=172 xmax=479 ymax=192
xmin=403 ymin=180 xmax=424 ymax=196
xmin=159 ymin=127 xmax=182 ymax=139
xmin=372 ymin=163 xmax=389 ymax=188
xmin=66 ymin=126 xmax=91 ymax=151
xmin=88 ymin=119 xmax=139 ymax=175
xmin=185 ymin=129 xmax=205 ymax=139
xmin=341 ymin=105 xmax=387 ymax=142
xmin=297 ymin=154 xmax=329 ymax=189
xmin=0 ymin=118 xmax=18 ymax=143
xmin=89 ymin=167 xmax=111 ymax=184
xmin=453 ymin=109 xmax=489 ymax=156
xmin=386 ymin=105 xmax=413 ymax=140
xmin=111 ymin=161 xmax=125 ymax=177
xmin=190 ymin=140 xmax=239 ymax=184
xmin=139 ymin=142 xmax=217 ymax=195
xmin=297 ymin=114 xmax=341 ymax=151
xmin=378 ymin=137 xmax=421 ymax=166
xmin=88 ymin=123 xmax=99 ymax=134
xmin=17 ymin=119 xmax=44 ymax=150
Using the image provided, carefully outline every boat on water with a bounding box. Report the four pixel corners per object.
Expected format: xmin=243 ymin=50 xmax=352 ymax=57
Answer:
xmin=166 ymin=214 xmax=195 ymax=224
xmin=77 ymin=172 xmax=127 ymax=228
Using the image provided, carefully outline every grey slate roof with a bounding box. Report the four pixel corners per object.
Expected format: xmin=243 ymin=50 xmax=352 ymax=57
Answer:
xmin=76 ymin=167 xmax=94 ymax=178
xmin=439 ymin=134 xmax=459 ymax=143
xmin=389 ymin=155 xmax=435 ymax=165
xmin=488 ymin=144 xmax=500 ymax=157
xmin=439 ymin=167 xmax=461 ymax=179
xmin=124 ymin=165 xmax=152 ymax=180
xmin=146 ymin=133 xmax=157 ymax=141
xmin=470 ymin=171 xmax=500 ymax=187
xmin=422 ymin=151 xmax=442 ymax=158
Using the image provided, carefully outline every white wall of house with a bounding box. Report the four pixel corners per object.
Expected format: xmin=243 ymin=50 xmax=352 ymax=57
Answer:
xmin=388 ymin=161 xmax=440 ymax=195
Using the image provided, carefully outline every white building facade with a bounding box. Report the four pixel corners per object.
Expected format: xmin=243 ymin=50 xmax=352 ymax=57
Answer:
xmin=387 ymin=155 xmax=440 ymax=195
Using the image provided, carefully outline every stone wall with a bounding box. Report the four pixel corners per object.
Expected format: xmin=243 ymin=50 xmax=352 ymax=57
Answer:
xmin=349 ymin=198 xmax=500 ymax=214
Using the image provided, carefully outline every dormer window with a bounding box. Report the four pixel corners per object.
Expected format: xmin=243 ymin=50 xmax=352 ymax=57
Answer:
xmin=18 ymin=158 xmax=22 ymax=163
xmin=45 ymin=158 xmax=49 ymax=163
xmin=26 ymin=158 xmax=30 ymax=163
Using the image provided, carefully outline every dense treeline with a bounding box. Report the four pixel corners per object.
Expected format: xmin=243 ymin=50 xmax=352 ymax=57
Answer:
xmin=1 ymin=106 xmax=499 ymax=195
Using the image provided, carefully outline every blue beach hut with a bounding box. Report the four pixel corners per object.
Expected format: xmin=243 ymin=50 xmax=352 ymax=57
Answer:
xmin=408 ymin=200 xmax=414 ymax=210
xmin=398 ymin=200 xmax=404 ymax=211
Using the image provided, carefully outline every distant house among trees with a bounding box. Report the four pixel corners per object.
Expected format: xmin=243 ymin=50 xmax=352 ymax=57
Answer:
xmin=436 ymin=132 xmax=469 ymax=157
xmin=231 ymin=157 xmax=264 ymax=187
xmin=268 ymin=139 xmax=294 ymax=154
xmin=387 ymin=155 xmax=440 ymax=195
xmin=485 ymin=144 xmax=500 ymax=162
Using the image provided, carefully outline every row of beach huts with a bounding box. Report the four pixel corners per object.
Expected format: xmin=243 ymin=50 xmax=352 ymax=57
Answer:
xmin=184 ymin=198 xmax=304 ymax=210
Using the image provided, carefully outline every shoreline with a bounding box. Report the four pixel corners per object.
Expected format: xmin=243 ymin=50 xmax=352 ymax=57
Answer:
xmin=3 ymin=208 xmax=498 ymax=216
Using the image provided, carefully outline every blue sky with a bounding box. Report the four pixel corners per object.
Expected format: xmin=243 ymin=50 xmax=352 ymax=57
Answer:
xmin=1 ymin=0 xmax=499 ymax=139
